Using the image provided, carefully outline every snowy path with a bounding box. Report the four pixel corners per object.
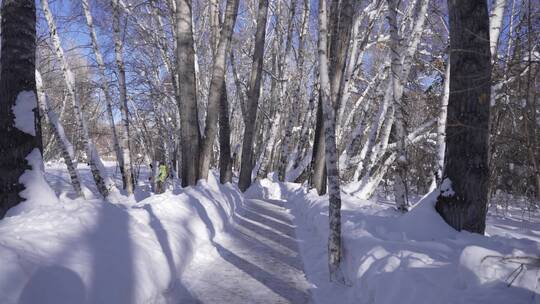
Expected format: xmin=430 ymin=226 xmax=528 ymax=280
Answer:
xmin=179 ymin=198 xmax=313 ymax=303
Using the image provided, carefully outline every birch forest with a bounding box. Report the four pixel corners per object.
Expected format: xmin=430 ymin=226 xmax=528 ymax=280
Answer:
xmin=0 ymin=0 xmax=539 ymax=303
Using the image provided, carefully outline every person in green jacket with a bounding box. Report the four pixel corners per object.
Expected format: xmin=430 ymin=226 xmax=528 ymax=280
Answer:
xmin=156 ymin=162 xmax=168 ymax=193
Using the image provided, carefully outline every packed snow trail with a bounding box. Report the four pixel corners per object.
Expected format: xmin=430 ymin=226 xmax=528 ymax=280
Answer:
xmin=2 ymin=163 xmax=539 ymax=304
xmin=179 ymin=198 xmax=313 ymax=303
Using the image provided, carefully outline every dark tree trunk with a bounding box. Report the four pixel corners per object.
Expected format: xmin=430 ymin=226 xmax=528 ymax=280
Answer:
xmin=310 ymin=95 xmax=327 ymax=195
xmin=310 ymin=0 xmax=353 ymax=196
xmin=219 ymin=82 xmax=233 ymax=184
xmin=0 ymin=0 xmax=40 ymax=218
xmin=524 ymin=0 xmax=540 ymax=199
xmin=328 ymin=0 xmax=353 ymax=111
xmin=436 ymin=0 xmax=491 ymax=234
xmin=199 ymin=0 xmax=239 ymax=180
xmin=238 ymin=0 xmax=269 ymax=192
xmin=176 ymin=0 xmax=201 ymax=187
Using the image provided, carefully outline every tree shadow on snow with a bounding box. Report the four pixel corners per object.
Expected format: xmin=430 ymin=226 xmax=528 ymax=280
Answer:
xmin=232 ymin=205 xmax=298 ymax=252
xmin=213 ymin=242 xmax=310 ymax=303
xmin=352 ymin=249 xmax=538 ymax=303
xmin=186 ymin=188 xmax=310 ymax=303
xmin=18 ymin=265 xmax=85 ymax=304
xmin=335 ymin=206 xmax=539 ymax=303
xmin=138 ymin=204 xmax=201 ymax=303
xmin=86 ymin=201 xmax=135 ymax=304
xmin=201 ymin=187 xmax=308 ymax=274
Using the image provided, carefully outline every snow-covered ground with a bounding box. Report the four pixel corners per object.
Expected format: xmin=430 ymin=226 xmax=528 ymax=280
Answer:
xmin=0 ymin=162 xmax=241 ymax=303
xmin=0 ymin=162 xmax=538 ymax=303
xmin=248 ymin=177 xmax=540 ymax=304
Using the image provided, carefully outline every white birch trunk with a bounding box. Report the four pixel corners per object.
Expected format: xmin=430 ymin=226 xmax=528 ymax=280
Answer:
xmin=357 ymin=83 xmax=392 ymax=179
xmin=489 ymin=0 xmax=506 ymax=60
xmin=357 ymin=124 xmax=436 ymax=199
xmin=36 ymin=71 xmax=84 ymax=198
xmin=258 ymin=112 xmax=281 ymax=178
xmin=487 ymin=0 xmax=507 ymax=108
xmin=367 ymin=104 xmax=396 ymax=177
xmin=318 ymin=0 xmax=345 ymax=283
xmin=81 ymin=0 xmax=125 ymax=191
xmin=257 ymin=35 xmax=280 ymax=178
xmin=339 ymin=97 xmax=373 ymax=177
xmin=387 ymin=0 xmax=409 ymax=212
xmin=112 ymin=0 xmax=134 ymax=194
xmin=336 ymin=0 xmax=384 ymax=142
xmin=356 ymin=153 xmax=398 ymax=199
xmin=276 ymin=0 xmax=298 ymax=181
xmin=339 ymin=65 xmax=385 ymax=153
xmin=288 ymin=0 xmax=313 ymax=180
xmin=436 ymin=61 xmax=451 ymax=180
xmin=41 ymin=0 xmax=113 ymax=197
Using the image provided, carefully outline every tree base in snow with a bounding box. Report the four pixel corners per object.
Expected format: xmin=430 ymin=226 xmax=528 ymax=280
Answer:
xmin=435 ymin=193 xmax=486 ymax=234
xmin=329 ymin=264 xmax=351 ymax=286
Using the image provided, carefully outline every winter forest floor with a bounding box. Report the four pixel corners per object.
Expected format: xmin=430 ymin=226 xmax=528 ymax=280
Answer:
xmin=180 ymin=198 xmax=312 ymax=303
xmin=0 ymin=162 xmax=539 ymax=304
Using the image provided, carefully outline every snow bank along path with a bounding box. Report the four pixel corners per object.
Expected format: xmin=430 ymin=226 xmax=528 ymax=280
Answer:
xmin=0 ymin=163 xmax=312 ymax=304
xmin=282 ymin=182 xmax=539 ymax=304
xmin=3 ymin=162 xmax=538 ymax=304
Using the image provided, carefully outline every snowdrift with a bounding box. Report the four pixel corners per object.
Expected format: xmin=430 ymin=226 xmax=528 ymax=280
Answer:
xmin=249 ymin=178 xmax=540 ymax=304
xmin=0 ymin=164 xmax=242 ymax=304
xmin=1 ymin=162 xmax=538 ymax=304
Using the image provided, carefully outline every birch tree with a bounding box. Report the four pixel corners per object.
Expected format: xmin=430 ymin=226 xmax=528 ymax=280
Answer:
xmin=311 ymin=0 xmax=354 ymax=195
xmin=257 ymin=27 xmax=281 ymax=180
xmin=387 ymin=0 xmax=409 ymax=212
xmin=36 ymin=71 xmax=83 ymax=198
xmin=387 ymin=0 xmax=430 ymax=211
xmin=112 ymin=0 xmax=134 ymax=194
xmin=81 ymin=0 xmax=124 ymax=193
xmin=278 ymin=0 xmax=309 ymax=181
xmin=41 ymin=0 xmax=112 ymax=197
xmin=258 ymin=0 xmax=292 ymax=179
xmin=489 ymin=0 xmax=506 ymax=60
xmin=274 ymin=0 xmax=297 ymax=181
xmin=436 ymin=60 xmax=450 ymax=182
xmin=318 ymin=0 xmax=346 ymax=283
xmin=16 ymin=0 xmax=533 ymax=213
